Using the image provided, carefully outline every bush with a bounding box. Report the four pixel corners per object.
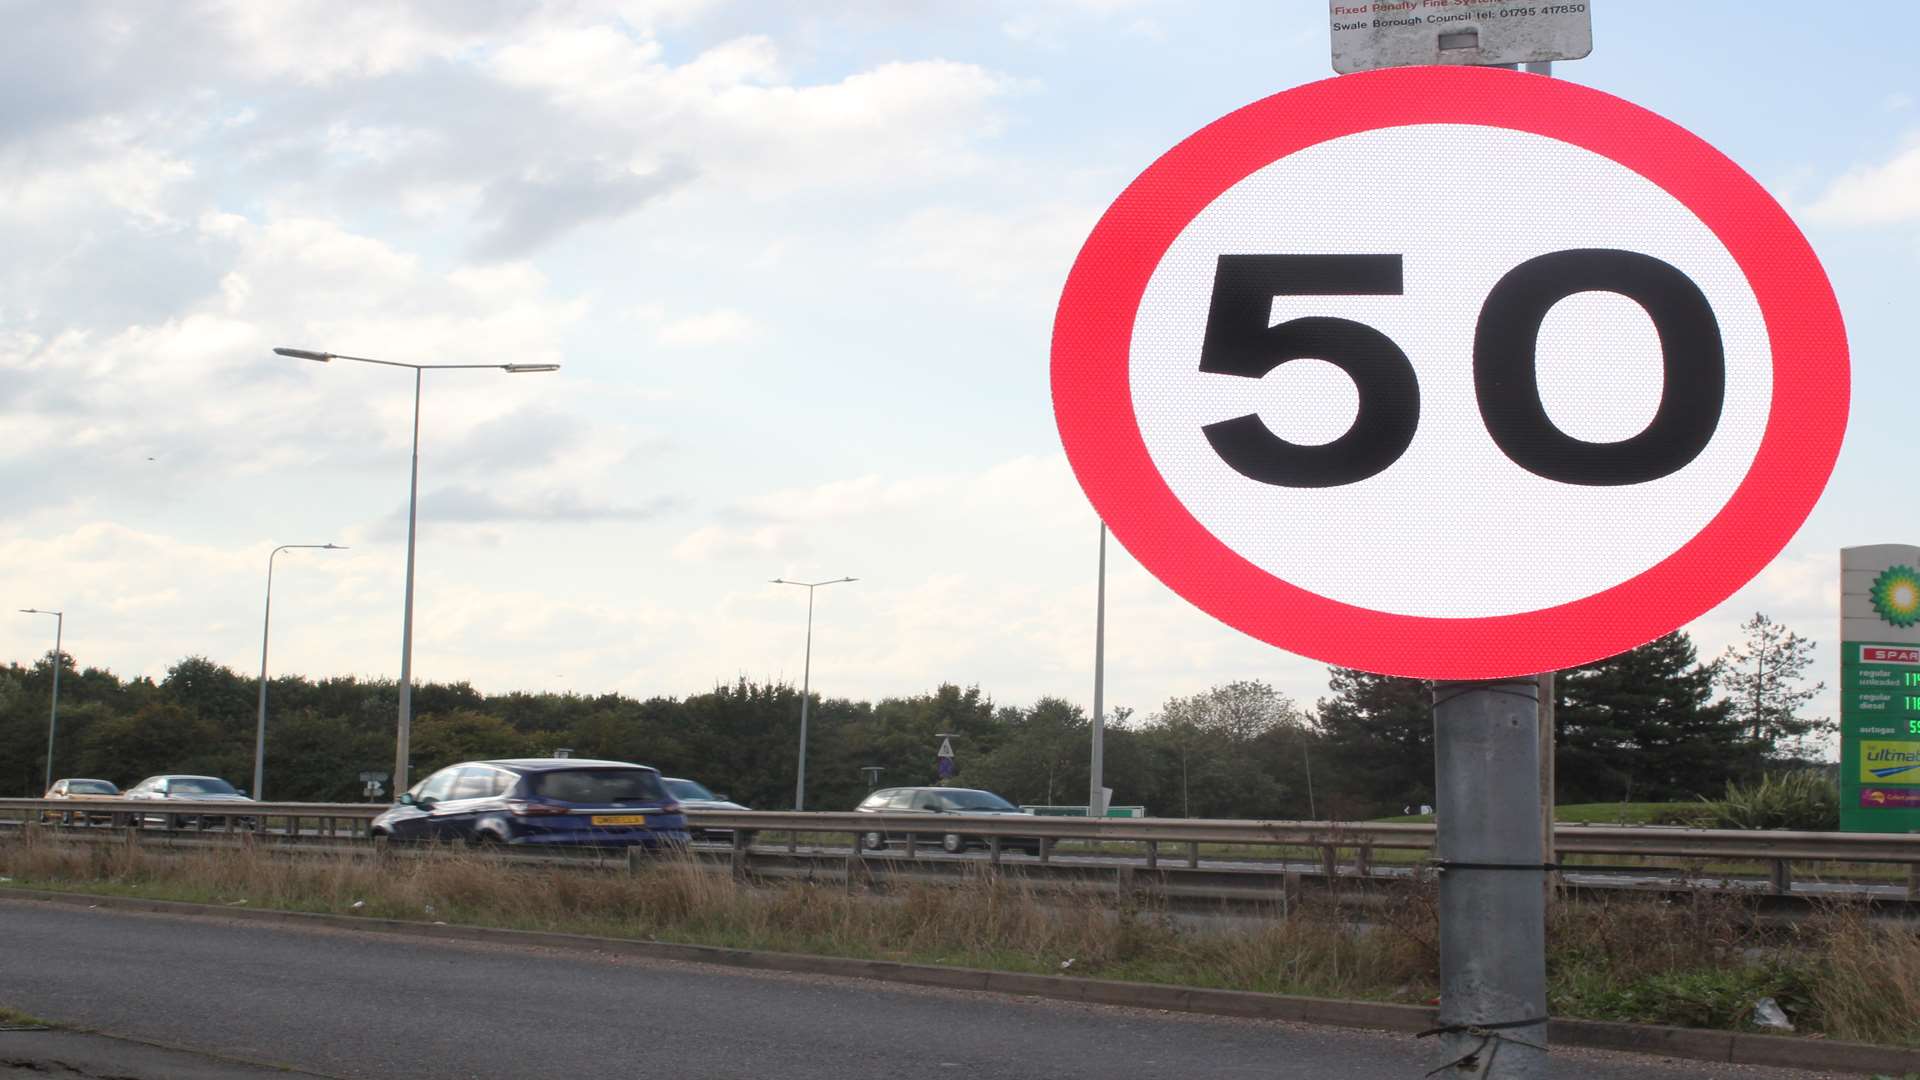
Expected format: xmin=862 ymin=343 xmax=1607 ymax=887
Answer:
xmin=1698 ymin=770 xmax=1839 ymax=831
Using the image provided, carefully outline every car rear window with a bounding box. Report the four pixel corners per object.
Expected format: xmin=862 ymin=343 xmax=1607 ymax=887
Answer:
xmin=528 ymin=768 xmax=666 ymax=804
xmin=940 ymin=790 xmax=1017 ymax=812
xmin=67 ymin=780 xmax=117 ymax=794
xmin=663 ymin=779 xmax=716 ymax=801
xmin=170 ymin=778 xmax=238 ymax=795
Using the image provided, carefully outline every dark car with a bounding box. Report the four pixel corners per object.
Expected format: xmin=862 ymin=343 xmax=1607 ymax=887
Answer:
xmin=122 ymin=775 xmax=258 ymax=830
xmin=41 ymin=778 xmax=120 ymax=824
xmin=854 ymin=787 xmax=1042 ymax=855
xmin=661 ymin=777 xmax=755 ymax=846
xmin=370 ymin=759 xmax=690 ymax=849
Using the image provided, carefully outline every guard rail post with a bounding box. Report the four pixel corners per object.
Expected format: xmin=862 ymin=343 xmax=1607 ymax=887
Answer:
xmin=1145 ymin=840 xmax=1158 ymax=870
xmin=1038 ymin=836 xmax=1052 ymax=864
xmin=1908 ymin=859 xmax=1918 ymax=901
xmin=988 ymin=835 xmax=1002 ymax=866
xmin=902 ymin=831 xmax=917 ymax=859
xmin=1356 ymin=843 xmax=1373 ymax=878
xmin=1320 ymin=844 xmax=1338 ymax=880
xmin=731 ymin=830 xmax=751 ymax=879
xmin=1769 ymin=859 xmax=1792 ymax=896
xmin=1187 ymin=841 xmax=1200 ymax=868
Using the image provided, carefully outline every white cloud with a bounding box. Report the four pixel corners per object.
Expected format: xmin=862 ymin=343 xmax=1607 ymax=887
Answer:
xmin=1805 ymin=135 xmax=1920 ymax=226
xmin=655 ymin=308 xmax=761 ymax=347
xmin=888 ymin=203 xmax=1101 ymax=298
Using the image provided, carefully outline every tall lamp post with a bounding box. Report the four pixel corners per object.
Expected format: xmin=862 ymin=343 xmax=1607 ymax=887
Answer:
xmin=770 ymin=576 xmax=856 ymax=811
xmin=255 ymin=543 xmax=347 ymax=801
xmin=19 ymin=608 xmax=62 ymax=790
xmin=276 ymin=347 xmax=559 ymax=797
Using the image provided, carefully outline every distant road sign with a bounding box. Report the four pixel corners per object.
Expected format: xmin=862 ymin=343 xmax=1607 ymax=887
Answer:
xmin=1051 ymin=67 xmax=1847 ymax=679
xmin=1331 ymin=0 xmax=1593 ymax=73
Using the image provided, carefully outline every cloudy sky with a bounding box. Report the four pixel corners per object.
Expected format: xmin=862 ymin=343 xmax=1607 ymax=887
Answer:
xmin=0 ymin=1 xmax=1912 ymax=726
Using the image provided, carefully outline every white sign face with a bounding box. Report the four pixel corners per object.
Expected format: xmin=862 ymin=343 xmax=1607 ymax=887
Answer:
xmin=1051 ymin=67 xmax=1848 ymax=679
xmin=1331 ymin=1 xmax=1593 ymax=74
xmin=1131 ymin=124 xmax=1769 ymax=619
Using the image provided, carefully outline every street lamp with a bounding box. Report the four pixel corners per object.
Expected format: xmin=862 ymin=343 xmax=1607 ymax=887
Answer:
xmin=255 ymin=543 xmax=347 ymax=801
xmin=276 ymin=346 xmax=560 ymax=797
xmin=770 ymin=576 xmax=856 ymax=811
xmin=18 ymin=608 xmax=62 ymax=790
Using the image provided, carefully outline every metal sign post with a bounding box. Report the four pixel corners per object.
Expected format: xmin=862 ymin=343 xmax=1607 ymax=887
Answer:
xmin=1430 ymin=679 xmax=1548 ymax=1077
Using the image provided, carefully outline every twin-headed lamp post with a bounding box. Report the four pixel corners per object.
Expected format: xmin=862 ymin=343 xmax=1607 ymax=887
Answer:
xmin=771 ymin=576 xmax=856 ymax=811
xmin=275 ymin=347 xmax=559 ymax=797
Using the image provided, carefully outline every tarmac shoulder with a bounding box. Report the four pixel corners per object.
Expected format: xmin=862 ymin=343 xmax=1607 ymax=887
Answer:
xmin=0 ymin=1028 xmax=332 ymax=1079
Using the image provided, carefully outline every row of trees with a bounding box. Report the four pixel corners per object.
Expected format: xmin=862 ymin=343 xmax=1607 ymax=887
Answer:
xmin=0 ymin=615 xmax=1827 ymax=819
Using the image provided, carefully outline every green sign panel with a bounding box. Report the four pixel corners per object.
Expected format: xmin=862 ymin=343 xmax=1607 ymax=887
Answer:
xmin=1839 ymin=546 xmax=1920 ymax=833
xmin=1839 ymin=641 xmax=1920 ymax=830
xmin=1839 ymin=639 xmax=1920 ymax=831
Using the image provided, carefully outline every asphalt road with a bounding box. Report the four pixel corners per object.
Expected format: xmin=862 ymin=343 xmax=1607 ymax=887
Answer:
xmin=0 ymin=899 xmax=1863 ymax=1080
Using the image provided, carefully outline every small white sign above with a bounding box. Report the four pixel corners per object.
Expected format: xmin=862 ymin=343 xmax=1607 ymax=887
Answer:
xmin=1331 ymin=1 xmax=1593 ymax=74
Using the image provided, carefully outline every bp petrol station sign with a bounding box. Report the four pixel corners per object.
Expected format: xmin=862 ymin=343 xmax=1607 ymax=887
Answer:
xmin=1840 ymin=545 xmax=1920 ymax=832
xmin=1051 ymin=66 xmax=1848 ymax=680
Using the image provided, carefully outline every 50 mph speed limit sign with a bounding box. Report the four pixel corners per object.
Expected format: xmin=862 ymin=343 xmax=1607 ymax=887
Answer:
xmin=1052 ymin=66 xmax=1848 ymax=679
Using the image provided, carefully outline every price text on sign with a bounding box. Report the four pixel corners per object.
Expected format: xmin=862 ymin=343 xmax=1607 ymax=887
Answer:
xmin=1051 ymin=67 xmax=1848 ymax=680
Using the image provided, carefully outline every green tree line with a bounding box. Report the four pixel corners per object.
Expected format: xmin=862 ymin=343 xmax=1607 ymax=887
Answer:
xmin=0 ymin=620 xmax=1824 ymax=818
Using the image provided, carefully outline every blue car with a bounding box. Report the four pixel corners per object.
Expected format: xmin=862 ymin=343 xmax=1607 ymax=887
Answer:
xmin=370 ymin=758 xmax=690 ymax=849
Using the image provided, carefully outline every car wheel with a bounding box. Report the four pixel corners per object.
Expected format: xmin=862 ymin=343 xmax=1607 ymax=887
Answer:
xmin=861 ymin=830 xmax=886 ymax=852
xmin=941 ymin=833 xmax=966 ymax=855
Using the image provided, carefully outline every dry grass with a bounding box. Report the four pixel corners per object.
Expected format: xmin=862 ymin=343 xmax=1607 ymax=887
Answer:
xmin=1813 ymin=905 xmax=1920 ymax=1047
xmin=2 ymin=832 xmax=1915 ymax=1046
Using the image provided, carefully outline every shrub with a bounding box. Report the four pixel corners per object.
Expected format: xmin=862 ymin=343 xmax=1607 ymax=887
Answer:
xmin=1698 ymin=770 xmax=1839 ymax=831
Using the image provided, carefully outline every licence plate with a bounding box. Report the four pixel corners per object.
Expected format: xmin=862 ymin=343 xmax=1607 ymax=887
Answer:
xmin=591 ymin=814 xmax=650 ymax=826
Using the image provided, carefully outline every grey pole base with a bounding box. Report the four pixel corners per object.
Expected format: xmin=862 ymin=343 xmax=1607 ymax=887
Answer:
xmin=1430 ymin=677 xmax=1548 ymax=1078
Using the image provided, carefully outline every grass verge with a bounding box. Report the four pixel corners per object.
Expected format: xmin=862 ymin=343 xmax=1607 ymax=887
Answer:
xmin=2 ymin=833 xmax=1915 ymax=1047
xmin=0 ymin=1005 xmax=51 ymax=1028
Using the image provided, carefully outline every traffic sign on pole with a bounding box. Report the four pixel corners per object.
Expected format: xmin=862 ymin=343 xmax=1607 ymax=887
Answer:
xmin=1051 ymin=65 xmax=1848 ymax=680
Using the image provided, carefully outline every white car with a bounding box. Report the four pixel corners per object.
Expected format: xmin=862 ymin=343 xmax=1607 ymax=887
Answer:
xmin=122 ymin=774 xmax=258 ymax=830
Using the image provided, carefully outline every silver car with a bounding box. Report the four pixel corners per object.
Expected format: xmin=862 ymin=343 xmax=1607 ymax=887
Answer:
xmin=122 ymin=774 xmax=258 ymax=830
xmin=853 ymin=787 xmax=1042 ymax=855
xmin=661 ymin=777 xmax=755 ymax=845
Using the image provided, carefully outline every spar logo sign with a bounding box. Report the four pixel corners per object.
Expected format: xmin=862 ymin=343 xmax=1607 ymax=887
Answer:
xmin=1860 ymin=645 xmax=1920 ymax=665
xmin=1052 ymin=67 xmax=1849 ymax=679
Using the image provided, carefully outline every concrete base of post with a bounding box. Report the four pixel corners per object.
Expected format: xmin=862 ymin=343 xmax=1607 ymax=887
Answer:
xmin=1431 ymin=677 xmax=1549 ymax=1078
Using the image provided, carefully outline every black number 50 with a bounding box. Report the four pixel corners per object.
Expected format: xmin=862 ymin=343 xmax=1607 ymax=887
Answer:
xmin=1197 ymin=251 xmax=1725 ymax=488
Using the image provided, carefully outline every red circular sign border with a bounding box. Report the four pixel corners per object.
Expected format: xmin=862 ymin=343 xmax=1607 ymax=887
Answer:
xmin=1051 ymin=65 xmax=1848 ymax=679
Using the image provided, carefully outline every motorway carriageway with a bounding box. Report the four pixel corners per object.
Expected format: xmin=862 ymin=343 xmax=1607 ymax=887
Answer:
xmin=0 ymin=897 xmax=1864 ymax=1080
